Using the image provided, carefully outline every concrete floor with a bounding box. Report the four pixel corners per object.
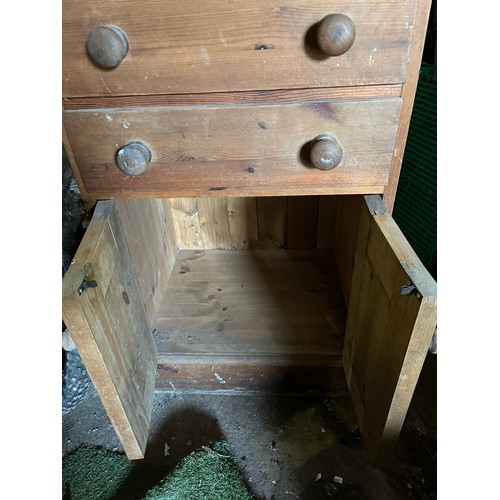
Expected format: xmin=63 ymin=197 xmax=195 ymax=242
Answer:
xmin=62 ymin=352 xmax=436 ymax=499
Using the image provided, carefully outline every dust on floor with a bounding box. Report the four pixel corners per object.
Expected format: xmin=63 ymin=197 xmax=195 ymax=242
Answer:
xmin=62 ymin=352 xmax=436 ymax=500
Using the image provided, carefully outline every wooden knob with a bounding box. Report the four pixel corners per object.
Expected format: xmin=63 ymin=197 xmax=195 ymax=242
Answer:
xmin=116 ymin=141 xmax=152 ymax=176
xmin=310 ymin=135 xmax=343 ymax=171
xmin=86 ymin=25 xmax=129 ymax=68
xmin=317 ymin=14 xmax=356 ymax=57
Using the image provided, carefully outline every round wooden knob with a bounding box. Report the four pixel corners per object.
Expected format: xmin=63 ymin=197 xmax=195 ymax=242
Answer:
xmin=317 ymin=14 xmax=356 ymax=57
xmin=310 ymin=135 xmax=343 ymax=171
xmin=116 ymin=141 xmax=152 ymax=176
xmin=86 ymin=25 xmax=129 ymax=68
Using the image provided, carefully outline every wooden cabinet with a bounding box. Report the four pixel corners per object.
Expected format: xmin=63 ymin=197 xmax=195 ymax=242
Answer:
xmin=62 ymin=0 xmax=436 ymax=464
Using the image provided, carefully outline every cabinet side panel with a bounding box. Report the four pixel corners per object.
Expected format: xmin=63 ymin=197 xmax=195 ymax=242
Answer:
xmin=383 ymin=0 xmax=432 ymax=211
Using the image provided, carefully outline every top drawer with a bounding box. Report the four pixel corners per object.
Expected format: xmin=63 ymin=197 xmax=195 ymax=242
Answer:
xmin=63 ymin=0 xmax=418 ymax=98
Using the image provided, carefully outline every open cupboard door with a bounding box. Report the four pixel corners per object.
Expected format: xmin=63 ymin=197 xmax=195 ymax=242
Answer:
xmin=343 ymin=195 xmax=437 ymax=463
xmin=62 ymin=199 xmax=176 ymax=460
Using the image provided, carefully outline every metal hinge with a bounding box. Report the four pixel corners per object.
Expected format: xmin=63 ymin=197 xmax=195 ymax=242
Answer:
xmin=400 ymin=281 xmax=422 ymax=299
xmin=78 ymin=277 xmax=98 ymax=295
xmin=400 ymin=283 xmax=417 ymax=295
xmin=400 ymin=263 xmax=424 ymax=299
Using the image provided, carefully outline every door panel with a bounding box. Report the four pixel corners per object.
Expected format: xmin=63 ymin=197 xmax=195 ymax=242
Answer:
xmin=62 ymin=200 xmax=157 ymax=459
xmin=343 ymin=194 xmax=437 ymax=463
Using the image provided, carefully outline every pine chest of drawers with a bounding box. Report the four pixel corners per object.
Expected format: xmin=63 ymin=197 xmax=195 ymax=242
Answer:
xmin=62 ymin=0 xmax=436 ymax=463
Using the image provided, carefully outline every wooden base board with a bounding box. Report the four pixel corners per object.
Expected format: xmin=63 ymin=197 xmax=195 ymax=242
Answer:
xmin=156 ymin=356 xmax=348 ymax=395
xmin=153 ymin=249 xmax=347 ymax=394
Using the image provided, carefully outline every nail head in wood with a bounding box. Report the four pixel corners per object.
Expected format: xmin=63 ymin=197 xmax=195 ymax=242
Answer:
xmin=116 ymin=141 xmax=152 ymax=176
xmin=310 ymin=134 xmax=343 ymax=171
xmin=317 ymin=14 xmax=356 ymax=57
xmin=87 ymin=24 xmax=129 ymax=68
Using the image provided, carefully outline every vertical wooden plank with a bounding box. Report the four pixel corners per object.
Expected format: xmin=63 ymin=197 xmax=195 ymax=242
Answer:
xmin=197 ymin=198 xmax=232 ymax=249
xmin=167 ymin=198 xmax=204 ymax=250
xmin=328 ymin=195 xmax=364 ymax=307
xmin=316 ymin=196 xmax=336 ymax=249
xmin=227 ymin=197 xmax=259 ymax=249
xmin=114 ymin=198 xmax=178 ymax=325
xmin=383 ymin=0 xmax=433 ymax=212
xmin=62 ymin=119 xmax=91 ymax=203
xmin=343 ymin=195 xmax=437 ymax=463
xmin=62 ymin=201 xmax=157 ymax=460
xmin=287 ymin=196 xmax=319 ymax=249
xmin=159 ymin=198 xmax=179 ymax=273
xmin=256 ymin=197 xmax=288 ymax=249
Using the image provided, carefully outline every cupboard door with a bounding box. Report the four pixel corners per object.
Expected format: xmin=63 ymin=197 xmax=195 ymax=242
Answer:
xmin=343 ymin=194 xmax=436 ymax=463
xmin=62 ymin=200 xmax=158 ymax=459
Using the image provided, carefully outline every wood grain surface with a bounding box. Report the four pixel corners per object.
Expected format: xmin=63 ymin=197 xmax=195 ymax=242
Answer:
xmin=383 ymin=0 xmax=433 ymax=211
xmin=343 ymin=195 xmax=437 ymax=463
xmin=154 ymin=249 xmax=346 ymax=361
xmin=62 ymin=85 xmax=402 ymax=110
xmin=114 ymin=198 xmax=178 ymax=324
xmin=63 ymin=0 xmax=418 ymax=97
xmin=155 ymin=357 xmax=347 ymax=395
xmin=163 ymin=195 xmax=361 ymax=253
xmin=63 ymin=98 xmax=401 ymax=198
xmin=62 ymin=201 xmax=158 ymax=459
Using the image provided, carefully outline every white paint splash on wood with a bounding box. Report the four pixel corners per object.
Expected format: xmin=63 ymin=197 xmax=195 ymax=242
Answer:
xmin=214 ymin=373 xmax=226 ymax=384
xmin=200 ymin=47 xmax=210 ymax=63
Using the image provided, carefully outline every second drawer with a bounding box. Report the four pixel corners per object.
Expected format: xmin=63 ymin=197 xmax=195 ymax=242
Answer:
xmin=63 ymin=98 xmax=401 ymax=198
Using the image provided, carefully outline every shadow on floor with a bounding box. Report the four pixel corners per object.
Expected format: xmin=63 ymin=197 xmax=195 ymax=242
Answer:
xmin=109 ymin=406 xmax=232 ymax=500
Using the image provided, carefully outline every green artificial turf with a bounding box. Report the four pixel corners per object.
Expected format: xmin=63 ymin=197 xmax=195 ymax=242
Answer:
xmin=62 ymin=441 xmax=253 ymax=500
xmin=144 ymin=441 xmax=253 ymax=500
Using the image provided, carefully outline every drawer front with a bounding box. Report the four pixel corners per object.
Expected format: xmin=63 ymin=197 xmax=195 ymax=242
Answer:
xmin=63 ymin=98 xmax=401 ymax=198
xmin=63 ymin=0 xmax=418 ymax=97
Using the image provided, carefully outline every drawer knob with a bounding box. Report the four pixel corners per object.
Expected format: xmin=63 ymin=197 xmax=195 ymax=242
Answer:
xmin=317 ymin=14 xmax=356 ymax=56
xmin=116 ymin=141 xmax=152 ymax=176
xmin=87 ymin=25 xmax=129 ymax=68
xmin=310 ymin=135 xmax=343 ymax=171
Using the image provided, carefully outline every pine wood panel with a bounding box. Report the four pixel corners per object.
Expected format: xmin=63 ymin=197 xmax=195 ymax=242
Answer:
xmin=329 ymin=195 xmax=364 ymax=306
xmin=343 ymin=195 xmax=437 ymax=463
xmin=256 ymin=197 xmax=288 ymax=249
xmin=383 ymin=0 xmax=433 ymax=212
xmin=197 ymin=198 xmax=232 ymax=250
xmin=227 ymin=197 xmax=259 ymax=249
xmin=165 ymin=198 xmax=204 ymax=250
xmin=63 ymin=85 xmax=403 ymax=110
xmin=153 ymin=250 xmax=346 ymax=364
xmin=165 ymin=195 xmax=362 ymax=252
xmin=155 ymin=357 xmax=347 ymax=395
xmin=62 ymin=0 xmax=418 ymax=97
xmin=62 ymin=201 xmax=157 ymax=460
xmin=114 ymin=198 xmax=178 ymax=324
xmin=63 ymin=99 xmax=401 ymax=198
xmin=287 ymin=196 xmax=320 ymax=249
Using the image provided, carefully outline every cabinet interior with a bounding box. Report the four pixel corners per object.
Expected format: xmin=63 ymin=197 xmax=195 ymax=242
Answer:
xmin=120 ymin=194 xmax=365 ymax=395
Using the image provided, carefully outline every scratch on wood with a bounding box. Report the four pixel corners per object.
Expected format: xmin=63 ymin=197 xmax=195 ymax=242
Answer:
xmin=99 ymin=77 xmax=112 ymax=95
